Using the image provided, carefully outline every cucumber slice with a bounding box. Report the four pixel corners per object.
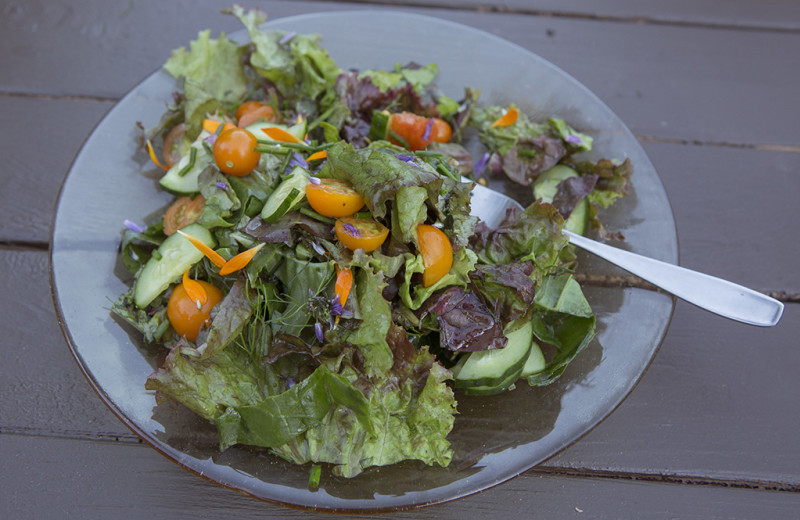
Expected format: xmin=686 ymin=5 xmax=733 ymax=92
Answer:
xmin=133 ymin=223 xmax=215 ymax=308
xmin=520 ymin=341 xmax=545 ymax=378
xmin=532 ymin=165 xmax=588 ymax=235
xmin=158 ymin=132 xmax=213 ymax=194
xmin=246 ymin=120 xmax=307 ymax=142
xmin=460 ymin=368 xmax=521 ymax=396
xmin=260 ymin=166 xmax=309 ymax=223
xmin=452 ymin=321 xmax=533 ymax=390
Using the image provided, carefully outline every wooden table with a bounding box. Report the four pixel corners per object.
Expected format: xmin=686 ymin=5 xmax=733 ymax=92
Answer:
xmin=3 ymin=1 xmax=799 ymax=518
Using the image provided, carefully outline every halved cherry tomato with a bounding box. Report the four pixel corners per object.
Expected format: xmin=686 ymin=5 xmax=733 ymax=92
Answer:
xmin=235 ymin=101 xmax=264 ymax=120
xmin=167 ymin=280 xmax=223 ymax=341
xmin=213 ymin=127 xmax=260 ymax=177
xmin=335 ymin=217 xmax=389 ymax=252
xmin=417 ymin=224 xmax=453 ymax=287
xmin=237 ymin=103 xmax=277 ymax=128
xmin=388 ymin=112 xmax=452 ymax=151
xmin=162 ymin=123 xmax=187 ymax=168
xmin=163 ymin=195 xmax=206 ymax=236
xmin=306 ymin=179 xmax=365 ymax=218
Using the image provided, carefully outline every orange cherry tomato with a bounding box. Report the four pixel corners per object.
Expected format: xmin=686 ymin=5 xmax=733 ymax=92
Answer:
xmin=388 ymin=112 xmax=452 ymax=151
xmin=237 ymin=104 xmax=277 ymax=128
xmin=167 ymin=280 xmax=223 ymax=341
xmin=305 ymin=179 xmax=365 ymax=218
xmin=163 ymin=195 xmax=206 ymax=236
xmin=335 ymin=217 xmax=389 ymax=253
xmin=417 ymin=224 xmax=453 ymax=287
xmin=235 ymin=101 xmax=264 ymax=120
xmin=212 ymin=127 xmax=260 ymax=177
xmin=162 ymin=123 xmax=187 ymax=168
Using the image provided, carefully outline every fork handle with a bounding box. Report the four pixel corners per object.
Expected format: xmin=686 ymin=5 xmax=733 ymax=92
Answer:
xmin=564 ymin=230 xmax=784 ymax=327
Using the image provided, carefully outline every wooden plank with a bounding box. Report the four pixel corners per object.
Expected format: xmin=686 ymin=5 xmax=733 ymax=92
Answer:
xmin=326 ymin=0 xmax=800 ymax=31
xmin=3 ymin=248 xmax=799 ymax=488
xmin=4 ymin=434 xmax=800 ymax=519
xmin=0 ymin=95 xmax=112 ymax=245
xmin=1 ymin=0 xmax=799 ymax=146
xmin=547 ymin=300 xmax=800 ymax=489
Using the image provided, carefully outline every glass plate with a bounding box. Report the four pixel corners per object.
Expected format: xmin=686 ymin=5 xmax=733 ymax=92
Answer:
xmin=51 ymin=10 xmax=676 ymax=512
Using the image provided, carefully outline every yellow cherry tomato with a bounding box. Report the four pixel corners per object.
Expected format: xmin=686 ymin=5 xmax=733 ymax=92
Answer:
xmin=305 ymin=179 xmax=365 ymax=218
xmin=335 ymin=217 xmax=389 ymax=253
xmin=388 ymin=112 xmax=452 ymax=151
xmin=167 ymin=280 xmax=223 ymax=341
xmin=212 ymin=127 xmax=260 ymax=177
xmin=417 ymin=224 xmax=453 ymax=287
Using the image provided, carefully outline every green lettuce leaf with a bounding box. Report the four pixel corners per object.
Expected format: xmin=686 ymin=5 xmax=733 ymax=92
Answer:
xmin=527 ymin=274 xmax=596 ymax=386
xmin=399 ymin=247 xmax=478 ymax=310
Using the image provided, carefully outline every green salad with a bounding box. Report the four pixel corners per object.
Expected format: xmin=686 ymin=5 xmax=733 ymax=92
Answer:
xmin=113 ymin=6 xmax=631 ymax=479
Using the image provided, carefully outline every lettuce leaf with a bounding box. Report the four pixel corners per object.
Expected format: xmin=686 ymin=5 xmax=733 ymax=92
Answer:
xmin=527 ymin=274 xmax=596 ymax=386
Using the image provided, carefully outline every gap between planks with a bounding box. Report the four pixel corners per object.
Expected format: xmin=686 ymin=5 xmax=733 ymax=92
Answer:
xmin=310 ymin=0 xmax=800 ymax=34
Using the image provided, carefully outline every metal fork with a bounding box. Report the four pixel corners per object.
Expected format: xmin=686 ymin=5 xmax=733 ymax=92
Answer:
xmin=468 ymin=181 xmax=784 ymax=327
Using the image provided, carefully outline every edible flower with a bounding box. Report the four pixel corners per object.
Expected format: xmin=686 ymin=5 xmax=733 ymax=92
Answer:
xmin=422 ymin=118 xmax=434 ymax=141
xmin=342 ymin=223 xmax=361 ymax=238
xmin=489 ymin=107 xmax=518 ymax=128
xmin=307 ymin=150 xmax=327 ymax=162
xmin=182 ymin=270 xmax=208 ymax=307
xmin=219 ymin=243 xmax=265 ymax=276
xmin=146 ymin=139 xmax=169 ymax=171
xmin=262 ymin=126 xmax=304 ymax=144
xmin=123 ymin=219 xmax=146 ymax=233
xmin=177 ymin=230 xmax=226 ymax=268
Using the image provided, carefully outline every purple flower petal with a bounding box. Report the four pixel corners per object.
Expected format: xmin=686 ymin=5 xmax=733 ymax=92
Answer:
xmin=314 ymin=322 xmax=324 ymax=343
xmin=342 ymin=223 xmax=362 ymax=238
xmin=422 ymin=118 xmax=434 ymax=141
xmin=288 ymin=152 xmax=308 ymax=170
xmin=311 ymin=241 xmax=326 ymax=255
xmin=215 ymin=181 xmax=229 ymax=190
xmin=307 ymin=176 xmax=321 ymax=185
xmin=279 ymin=31 xmax=296 ymax=44
xmin=565 ymin=134 xmax=583 ymax=145
xmin=395 ymin=154 xmax=423 ymax=169
xmin=204 ymin=133 xmax=218 ymax=147
xmin=474 ymin=152 xmax=490 ymax=179
xmin=123 ymin=219 xmax=145 ymax=233
xmin=285 ymin=376 xmax=297 ymax=389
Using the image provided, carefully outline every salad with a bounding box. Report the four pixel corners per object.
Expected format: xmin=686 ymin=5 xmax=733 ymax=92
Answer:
xmin=113 ymin=6 xmax=631 ymax=481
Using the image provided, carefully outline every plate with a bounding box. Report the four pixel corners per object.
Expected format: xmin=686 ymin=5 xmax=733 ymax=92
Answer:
xmin=51 ymin=10 xmax=677 ymax=512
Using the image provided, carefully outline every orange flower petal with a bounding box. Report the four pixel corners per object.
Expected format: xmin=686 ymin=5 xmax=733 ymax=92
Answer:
xmin=307 ymin=150 xmax=327 ymax=162
xmin=334 ymin=266 xmax=353 ymax=307
xmin=177 ymin=230 xmax=226 ymax=268
xmin=489 ymin=107 xmax=519 ymax=128
xmin=261 ymin=126 xmax=304 ymax=144
xmin=146 ymin=139 xmax=169 ymax=171
xmin=182 ymin=270 xmax=208 ymax=306
xmin=219 ymin=243 xmax=265 ymax=276
xmin=202 ymin=119 xmax=236 ymax=134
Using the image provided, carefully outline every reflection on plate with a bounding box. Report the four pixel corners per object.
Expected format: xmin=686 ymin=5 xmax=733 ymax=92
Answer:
xmin=51 ymin=11 xmax=676 ymax=512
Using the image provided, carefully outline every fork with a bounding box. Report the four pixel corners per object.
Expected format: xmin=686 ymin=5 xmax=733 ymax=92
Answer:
xmin=468 ymin=181 xmax=784 ymax=327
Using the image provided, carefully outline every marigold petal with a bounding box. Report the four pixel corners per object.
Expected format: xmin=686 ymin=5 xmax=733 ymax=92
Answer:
xmin=262 ymin=126 xmax=304 ymax=144
xmin=490 ymin=107 xmax=519 ymax=128
xmin=307 ymin=150 xmax=327 ymax=162
xmin=177 ymin=230 xmax=226 ymax=268
xmin=219 ymin=243 xmax=265 ymax=276
xmin=146 ymin=139 xmax=169 ymax=171
xmin=182 ymin=270 xmax=208 ymax=305
xmin=334 ymin=266 xmax=354 ymax=307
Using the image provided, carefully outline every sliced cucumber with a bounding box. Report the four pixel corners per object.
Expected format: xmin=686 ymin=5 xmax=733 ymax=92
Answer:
xmin=158 ymin=131 xmax=213 ymax=194
xmin=532 ymin=164 xmax=588 ymax=235
xmin=260 ymin=166 xmax=309 ymax=223
xmin=246 ymin=119 xmax=307 ymax=142
xmin=133 ymin=223 xmax=215 ymax=308
xmin=452 ymin=321 xmax=533 ymax=391
xmin=519 ymin=341 xmax=545 ymax=378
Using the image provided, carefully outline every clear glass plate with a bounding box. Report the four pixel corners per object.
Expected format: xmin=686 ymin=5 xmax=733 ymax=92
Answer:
xmin=51 ymin=10 xmax=676 ymax=512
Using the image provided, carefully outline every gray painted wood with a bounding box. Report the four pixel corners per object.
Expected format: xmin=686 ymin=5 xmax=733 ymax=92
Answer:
xmin=2 ymin=0 xmax=798 ymax=517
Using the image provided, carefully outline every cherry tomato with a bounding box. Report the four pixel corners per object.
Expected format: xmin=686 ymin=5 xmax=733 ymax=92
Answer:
xmin=163 ymin=195 xmax=206 ymax=236
xmin=162 ymin=123 xmax=187 ymax=168
xmin=388 ymin=112 xmax=452 ymax=151
xmin=305 ymin=179 xmax=365 ymax=218
xmin=237 ymin=103 xmax=277 ymax=128
xmin=417 ymin=224 xmax=453 ymax=287
xmin=167 ymin=280 xmax=223 ymax=341
xmin=235 ymin=101 xmax=264 ymax=120
xmin=212 ymin=127 xmax=260 ymax=177
xmin=335 ymin=217 xmax=389 ymax=252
